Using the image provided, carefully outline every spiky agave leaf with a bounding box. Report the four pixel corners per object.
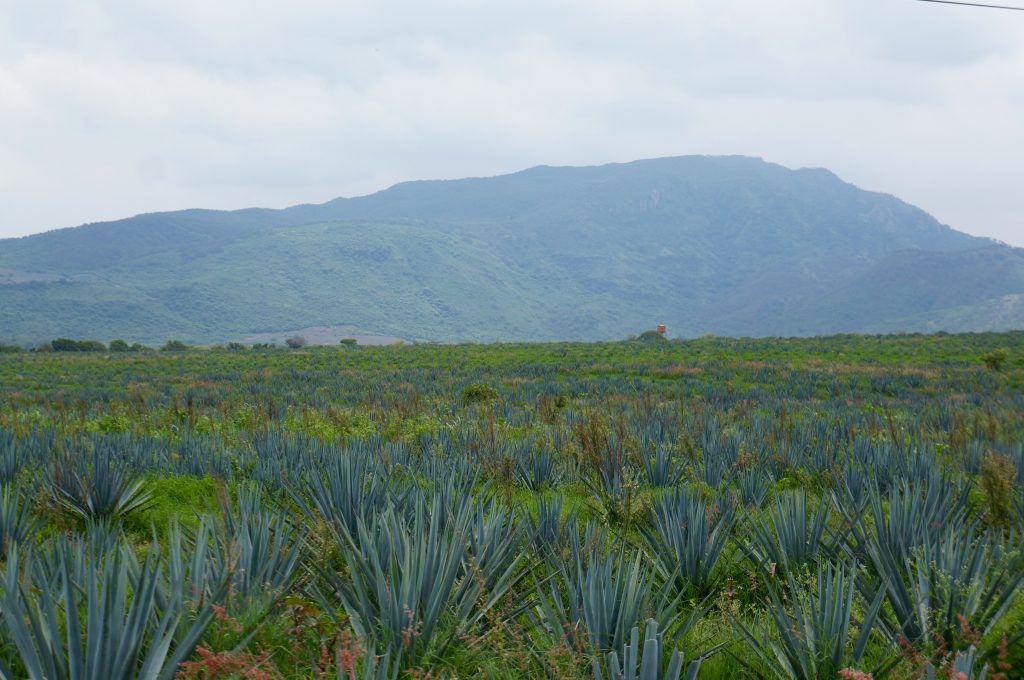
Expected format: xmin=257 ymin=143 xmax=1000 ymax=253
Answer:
xmin=515 ymin=446 xmax=563 ymax=491
xmin=207 ymin=484 xmax=304 ymax=604
xmin=849 ymin=477 xmax=969 ymax=574
xmin=0 ymin=430 xmax=20 ymax=487
xmin=640 ymin=486 xmax=735 ymax=596
xmin=923 ymin=645 xmax=992 ymax=680
xmin=734 ymin=468 xmax=772 ymax=509
xmin=320 ymin=493 xmax=531 ymax=678
xmin=592 ymin=619 xmax=701 ymax=680
xmin=525 ymin=494 xmax=580 ymax=556
xmin=295 ymin=450 xmax=389 ymax=541
xmin=867 ymin=524 xmax=1024 ymax=668
xmin=743 ymin=490 xmax=833 ymax=574
xmin=735 ymin=560 xmax=885 ymax=680
xmin=534 ymin=528 xmax=701 ymax=657
xmin=47 ymin=446 xmax=152 ymax=522
xmin=0 ymin=486 xmax=35 ymax=560
xmin=461 ymin=496 xmax=527 ymax=593
xmin=0 ymin=535 xmax=216 ymax=680
xmin=642 ymin=446 xmax=685 ymax=489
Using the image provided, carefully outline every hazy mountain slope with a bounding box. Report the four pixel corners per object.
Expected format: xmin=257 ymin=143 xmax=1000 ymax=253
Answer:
xmin=0 ymin=155 xmax=1017 ymax=344
xmin=791 ymin=246 xmax=1024 ymax=333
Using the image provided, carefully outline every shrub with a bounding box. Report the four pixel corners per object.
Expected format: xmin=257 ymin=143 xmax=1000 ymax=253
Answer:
xmin=285 ymin=336 xmax=307 ymax=349
xmin=161 ymin=340 xmax=189 ymax=352
xmin=981 ymin=349 xmax=1008 ymax=371
xmin=51 ymin=338 xmax=106 ymax=352
xmin=979 ymin=452 xmax=1016 ymax=528
xmin=108 ymin=339 xmax=130 ymax=352
xmin=462 ymin=383 xmax=498 ymax=405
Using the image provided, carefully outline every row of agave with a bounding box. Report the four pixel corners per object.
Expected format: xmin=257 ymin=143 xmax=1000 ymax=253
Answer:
xmin=0 ymin=420 xmax=1020 ymax=678
xmin=2 ymin=425 xmax=1021 ymax=515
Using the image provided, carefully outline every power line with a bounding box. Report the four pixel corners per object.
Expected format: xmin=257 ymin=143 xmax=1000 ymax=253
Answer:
xmin=912 ymin=0 xmax=1024 ymax=10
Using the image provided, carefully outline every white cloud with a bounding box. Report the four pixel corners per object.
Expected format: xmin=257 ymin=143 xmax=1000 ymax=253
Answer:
xmin=0 ymin=0 xmax=1022 ymax=245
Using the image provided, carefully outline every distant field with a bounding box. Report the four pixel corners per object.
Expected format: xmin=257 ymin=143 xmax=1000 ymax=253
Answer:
xmin=240 ymin=325 xmax=405 ymax=346
xmin=0 ymin=332 xmax=1021 ymax=678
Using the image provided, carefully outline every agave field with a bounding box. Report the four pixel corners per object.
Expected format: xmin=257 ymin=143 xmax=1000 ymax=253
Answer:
xmin=0 ymin=332 xmax=1021 ymax=679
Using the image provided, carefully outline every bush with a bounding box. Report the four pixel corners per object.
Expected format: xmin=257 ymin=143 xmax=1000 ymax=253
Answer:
xmin=462 ymin=383 xmax=498 ymax=404
xmin=981 ymin=349 xmax=1008 ymax=371
xmin=979 ymin=452 xmax=1016 ymax=527
xmin=340 ymin=338 xmax=358 ymax=346
xmin=285 ymin=336 xmax=307 ymax=349
xmin=108 ymin=339 xmax=130 ymax=352
xmin=51 ymin=338 xmax=106 ymax=352
xmin=161 ymin=340 xmax=189 ymax=352
xmin=50 ymin=338 xmax=79 ymax=351
xmin=0 ymin=343 xmax=23 ymax=353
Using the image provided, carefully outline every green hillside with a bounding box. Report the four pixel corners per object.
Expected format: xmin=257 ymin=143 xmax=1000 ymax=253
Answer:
xmin=1 ymin=155 xmax=1021 ymax=344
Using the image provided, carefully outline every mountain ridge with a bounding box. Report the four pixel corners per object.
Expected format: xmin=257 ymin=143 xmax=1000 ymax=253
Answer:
xmin=1 ymin=155 xmax=1020 ymax=344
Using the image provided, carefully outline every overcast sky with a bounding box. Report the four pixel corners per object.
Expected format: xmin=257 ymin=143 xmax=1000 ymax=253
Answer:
xmin=1 ymin=0 xmax=1023 ymax=246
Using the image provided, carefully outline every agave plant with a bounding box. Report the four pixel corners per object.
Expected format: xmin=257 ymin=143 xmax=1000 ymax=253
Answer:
xmin=585 ymin=458 xmax=644 ymax=529
xmin=701 ymin=446 xmax=732 ymax=489
xmin=525 ymin=494 xmax=579 ymax=555
xmin=838 ymin=466 xmax=870 ymax=509
xmin=0 ymin=534 xmax=216 ymax=680
xmin=736 ymin=560 xmax=885 ymax=680
xmin=642 ymin=446 xmax=684 ymax=488
xmin=734 ymin=468 xmax=771 ymax=508
xmin=575 ymin=550 xmax=675 ymax=652
xmin=0 ymin=431 xmax=20 ymax=487
xmin=865 ymin=524 xmax=1023 ymax=669
xmin=47 ymin=447 xmax=152 ymax=522
xmin=535 ymin=530 xmax=702 ymax=657
xmin=592 ymin=619 xmax=701 ymax=680
xmin=319 ymin=493 xmax=530 ymax=676
xmin=461 ymin=496 xmax=527 ymax=591
xmin=923 ymin=646 xmax=988 ymax=680
xmin=0 ymin=487 xmax=35 ymax=560
xmin=744 ymin=491 xmax=833 ymax=573
xmin=515 ymin=447 xmax=563 ymax=491
xmin=641 ymin=486 xmax=735 ymax=596
xmin=848 ymin=477 xmax=969 ymax=576
xmin=296 ymin=450 xmax=389 ymax=540
xmin=203 ymin=485 xmax=304 ymax=607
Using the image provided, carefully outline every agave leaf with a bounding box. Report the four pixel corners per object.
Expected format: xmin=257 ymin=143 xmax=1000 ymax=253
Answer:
xmin=1 ymin=531 xmax=217 ymax=680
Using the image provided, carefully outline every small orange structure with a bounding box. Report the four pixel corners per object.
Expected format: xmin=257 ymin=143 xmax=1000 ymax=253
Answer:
xmin=656 ymin=324 xmax=667 ymax=334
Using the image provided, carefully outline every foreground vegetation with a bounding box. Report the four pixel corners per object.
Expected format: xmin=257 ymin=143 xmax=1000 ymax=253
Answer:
xmin=0 ymin=332 xmax=1021 ymax=679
